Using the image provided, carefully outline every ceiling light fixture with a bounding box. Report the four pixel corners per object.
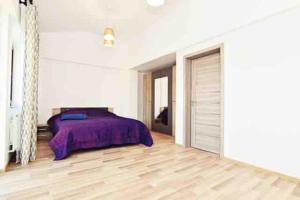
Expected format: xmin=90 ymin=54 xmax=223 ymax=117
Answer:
xmin=147 ymin=0 xmax=165 ymax=7
xmin=103 ymin=2 xmax=115 ymax=47
xmin=103 ymin=27 xmax=115 ymax=41
xmin=103 ymin=39 xmax=114 ymax=47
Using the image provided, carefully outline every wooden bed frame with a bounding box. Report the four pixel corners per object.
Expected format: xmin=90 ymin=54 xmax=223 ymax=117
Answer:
xmin=52 ymin=107 xmax=114 ymax=116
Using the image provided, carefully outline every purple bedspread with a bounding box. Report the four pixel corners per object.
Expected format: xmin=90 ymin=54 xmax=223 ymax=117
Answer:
xmin=47 ymin=109 xmax=153 ymax=160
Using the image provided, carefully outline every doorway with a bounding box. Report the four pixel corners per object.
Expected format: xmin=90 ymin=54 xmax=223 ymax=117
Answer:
xmin=184 ymin=45 xmax=224 ymax=156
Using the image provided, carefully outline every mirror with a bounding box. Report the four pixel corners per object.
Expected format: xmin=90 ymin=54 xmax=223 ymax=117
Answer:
xmin=152 ymin=67 xmax=172 ymax=135
xmin=154 ymin=76 xmax=168 ymax=125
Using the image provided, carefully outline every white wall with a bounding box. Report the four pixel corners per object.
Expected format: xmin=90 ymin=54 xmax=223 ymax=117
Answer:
xmin=40 ymin=32 xmax=130 ymax=69
xmin=126 ymin=0 xmax=300 ymax=68
xmin=39 ymin=32 xmax=137 ymax=124
xmin=176 ymin=6 xmax=300 ymax=178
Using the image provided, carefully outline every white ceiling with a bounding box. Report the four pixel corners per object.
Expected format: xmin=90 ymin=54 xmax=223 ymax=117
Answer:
xmin=36 ymin=0 xmax=177 ymax=40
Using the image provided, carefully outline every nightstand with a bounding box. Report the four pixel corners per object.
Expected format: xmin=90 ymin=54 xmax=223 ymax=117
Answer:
xmin=37 ymin=124 xmax=50 ymax=133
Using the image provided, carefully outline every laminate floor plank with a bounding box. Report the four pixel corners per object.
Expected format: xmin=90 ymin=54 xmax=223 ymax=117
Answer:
xmin=0 ymin=132 xmax=299 ymax=200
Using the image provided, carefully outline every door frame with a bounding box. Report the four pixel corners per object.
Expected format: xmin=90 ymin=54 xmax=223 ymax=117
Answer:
xmin=183 ymin=44 xmax=224 ymax=157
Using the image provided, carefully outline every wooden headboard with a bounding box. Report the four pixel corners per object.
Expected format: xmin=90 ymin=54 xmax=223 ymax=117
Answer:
xmin=52 ymin=107 xmax=114 ymax=116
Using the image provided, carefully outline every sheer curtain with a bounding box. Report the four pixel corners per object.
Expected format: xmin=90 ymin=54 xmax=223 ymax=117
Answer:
xmin=17 ymin=3 xmax=39 ymax=165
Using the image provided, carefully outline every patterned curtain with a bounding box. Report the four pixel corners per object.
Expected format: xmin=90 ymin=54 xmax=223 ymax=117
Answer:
xmin=17 ymin=4 xmax=39 ymax=165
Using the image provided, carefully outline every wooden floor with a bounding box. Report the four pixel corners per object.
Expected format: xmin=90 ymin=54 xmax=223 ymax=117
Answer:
xmin=0 ymin=132 xmax=300 ymax=200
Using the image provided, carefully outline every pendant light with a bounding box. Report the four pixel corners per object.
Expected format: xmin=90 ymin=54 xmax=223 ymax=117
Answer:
xmin=103 ymin=39 xmax=114 ymax=47
xmin=103 ymin=2 xmax=115 ymax=47
xmin=147 ymin=0 xmax=165 ymax=6
xmin=103 ymin=27 xmax=115 ymax=41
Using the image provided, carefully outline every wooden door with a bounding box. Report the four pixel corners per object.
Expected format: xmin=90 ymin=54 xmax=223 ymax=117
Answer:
xmin=191 ymin=53 xmax=221 ymax=153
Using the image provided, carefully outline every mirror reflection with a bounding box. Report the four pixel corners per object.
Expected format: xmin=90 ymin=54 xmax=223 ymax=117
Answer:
xmin=154 ymin=76 xmax=168 ymax=125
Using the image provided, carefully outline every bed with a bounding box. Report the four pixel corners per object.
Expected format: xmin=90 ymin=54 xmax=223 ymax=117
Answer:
xmin=47 ymin=107 xmax=153 ymax=160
